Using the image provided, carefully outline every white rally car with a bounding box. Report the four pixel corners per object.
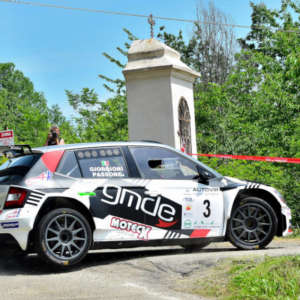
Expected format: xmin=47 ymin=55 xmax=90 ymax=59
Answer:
xmin=0 ymin=142 xmax=292 ymax=267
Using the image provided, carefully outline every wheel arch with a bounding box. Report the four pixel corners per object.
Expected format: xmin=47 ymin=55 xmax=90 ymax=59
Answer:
xmin=29 ymin=196 xmax=96 ymax=249
xmin=230 ymin=189 xmax=285 ymax=236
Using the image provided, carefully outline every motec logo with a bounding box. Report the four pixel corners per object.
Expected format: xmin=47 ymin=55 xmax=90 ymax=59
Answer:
xmin=89 ymin=185 xmax=181 ymax=229
xmin=110 ymin=217 xmax=152 ymax=240
xmin=101 ymin=185 xmax=176 ymax=223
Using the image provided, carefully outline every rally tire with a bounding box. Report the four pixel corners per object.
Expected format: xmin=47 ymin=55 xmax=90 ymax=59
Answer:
xmin=36 ymin=208 xmax=92 ymax=268
xmin=228 ymin=197 xmax=278 ymax=250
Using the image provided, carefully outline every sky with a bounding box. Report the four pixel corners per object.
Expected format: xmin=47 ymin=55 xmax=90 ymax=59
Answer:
xmin=0 ymin=0 xmax=284 ymax=119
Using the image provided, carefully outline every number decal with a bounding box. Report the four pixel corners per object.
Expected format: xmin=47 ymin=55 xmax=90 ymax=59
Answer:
xmin=203 ymin=200 xmax=211 ymax=218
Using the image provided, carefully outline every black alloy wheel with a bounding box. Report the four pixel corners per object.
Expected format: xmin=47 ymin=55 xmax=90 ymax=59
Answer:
xmin=36 ymin=208 xmax=92 ymax=267
xmin=228 ymin=197 xmax=278 ymax=250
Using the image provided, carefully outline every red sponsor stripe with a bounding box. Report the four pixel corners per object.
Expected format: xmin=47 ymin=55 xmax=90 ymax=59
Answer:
xmin=190 ymin=229 xmax=211 ymax=238
xmin=41 ymin=150 xmax=64 ymax=172
xmin=189 ymin=153 xmax=300 ymax=164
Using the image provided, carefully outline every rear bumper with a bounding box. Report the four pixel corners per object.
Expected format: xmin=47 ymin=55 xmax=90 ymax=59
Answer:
xmin=0 ymin=210 xmax=32 ymax=250
xmin=0 ymin=234 xmax=19 ymax=247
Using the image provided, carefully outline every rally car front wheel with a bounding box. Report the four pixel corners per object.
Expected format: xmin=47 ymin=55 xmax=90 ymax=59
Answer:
xmin=36 ymin=208 xmax=92 ymax=267
xmin=228 ymin=197 xmax=278 ymax=250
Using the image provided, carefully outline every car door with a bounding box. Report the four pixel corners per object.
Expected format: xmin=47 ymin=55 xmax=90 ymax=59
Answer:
xmin=57 ymin=147 xmax=149 ymax=242
xmin=128 ymin=146 xmax=225 ymax=240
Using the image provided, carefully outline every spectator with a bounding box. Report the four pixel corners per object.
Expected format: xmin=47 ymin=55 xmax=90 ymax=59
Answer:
xmin=44 ymin=125 xmax=65 ymax=146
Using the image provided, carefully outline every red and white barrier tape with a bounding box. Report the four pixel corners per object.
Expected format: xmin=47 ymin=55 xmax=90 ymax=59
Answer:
xmin=189 ymin=153 xmax=300 ymax=164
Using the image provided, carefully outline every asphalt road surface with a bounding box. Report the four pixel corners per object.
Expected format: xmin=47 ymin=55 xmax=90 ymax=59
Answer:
xmin=0 ymin=239 xmax=299 ymax=300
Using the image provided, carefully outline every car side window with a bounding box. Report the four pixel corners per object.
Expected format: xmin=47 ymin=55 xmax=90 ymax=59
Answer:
xmin=56 ymin=151 xmax=82 ymax=178
xmin=75 ymin=147 xmax=129 ymax=179
xmin=129 ymin=146 xmax=199 ymax=180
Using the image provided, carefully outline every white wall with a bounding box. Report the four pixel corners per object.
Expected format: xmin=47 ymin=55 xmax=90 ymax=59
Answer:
xmin=123 ymin=39 xmax=199 ymax=153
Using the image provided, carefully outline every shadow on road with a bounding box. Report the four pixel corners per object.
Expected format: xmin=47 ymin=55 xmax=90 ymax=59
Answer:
xmin=0 ymin=242 xmax=286 ymax=276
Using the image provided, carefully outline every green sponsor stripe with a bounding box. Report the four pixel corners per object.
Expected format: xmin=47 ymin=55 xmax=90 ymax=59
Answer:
xmin=78 ymin=192 xmax=96 ymax=196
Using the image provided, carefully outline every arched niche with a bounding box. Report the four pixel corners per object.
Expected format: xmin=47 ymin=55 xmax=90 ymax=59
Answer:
xmin=178 ymin=98 xmax=192 ymax=154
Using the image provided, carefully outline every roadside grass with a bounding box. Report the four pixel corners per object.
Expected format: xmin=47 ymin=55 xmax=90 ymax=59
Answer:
xmin=276 ymin=227 xmax=300 ymax=241
xmin=285 ymin=227 xmax=300 ymax=239
xmin=176 ymin=256 xmax=300 ymax=299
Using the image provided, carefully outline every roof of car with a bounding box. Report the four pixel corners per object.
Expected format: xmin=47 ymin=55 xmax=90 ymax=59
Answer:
xmin=33 ymin=141 xmax=168 ymax=153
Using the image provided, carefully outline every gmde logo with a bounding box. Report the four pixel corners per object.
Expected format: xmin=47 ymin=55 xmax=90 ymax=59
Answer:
xmin=101 ymin=185 xmax=177 ymax=223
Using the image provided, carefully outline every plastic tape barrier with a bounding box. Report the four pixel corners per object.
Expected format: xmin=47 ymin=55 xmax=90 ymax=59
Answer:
xmin=189 ymin=153 xmax=300 ymax=164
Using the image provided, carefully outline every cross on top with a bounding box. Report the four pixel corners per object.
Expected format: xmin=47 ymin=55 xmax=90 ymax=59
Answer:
xmin=148 ymin=14 xmax=155 ymax=38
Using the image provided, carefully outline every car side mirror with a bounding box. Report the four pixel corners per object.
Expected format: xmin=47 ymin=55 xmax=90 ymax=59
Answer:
xmin=195 ymin=165 xmax=211 ymax=185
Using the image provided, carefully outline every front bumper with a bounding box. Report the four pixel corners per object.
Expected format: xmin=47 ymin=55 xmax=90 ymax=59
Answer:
xmin=281 ymin=206 xmax=292 ymax=237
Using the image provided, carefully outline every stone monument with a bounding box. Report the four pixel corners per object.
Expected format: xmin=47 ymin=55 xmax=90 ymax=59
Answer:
xmin=123 ymin=38 xmax=199 ymax=154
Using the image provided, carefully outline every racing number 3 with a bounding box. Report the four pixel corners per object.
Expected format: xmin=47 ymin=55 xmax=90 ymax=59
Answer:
xmin=203 ymin=200 xmax=211 ymax=218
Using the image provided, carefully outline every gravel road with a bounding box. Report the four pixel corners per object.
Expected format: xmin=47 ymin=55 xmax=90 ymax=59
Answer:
xmin=0 ymin=239 xmax=299 ymax=300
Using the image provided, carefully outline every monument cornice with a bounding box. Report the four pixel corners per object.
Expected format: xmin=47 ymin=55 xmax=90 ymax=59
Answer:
xmin=123 ymin=65 xmax=199 ymax=83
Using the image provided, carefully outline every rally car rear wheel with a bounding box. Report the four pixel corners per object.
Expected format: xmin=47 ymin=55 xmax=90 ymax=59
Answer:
xmin=36 ymin=208 xmax=92 ymax=267
xmin=228 ymin=197 xmax=278 ymax=250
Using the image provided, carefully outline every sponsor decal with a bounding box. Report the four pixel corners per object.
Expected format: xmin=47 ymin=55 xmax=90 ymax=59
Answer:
xmin=185 ymin=205 xmax=192 ymax=211
xmin=190 ymin=229 xmax=211 ymax=238
xmin=78 ymin=192 xmax=96 ymax=196
xmin=113 ymin=149 xmax=120 ymax=155
xmin=184 ymin=189 xmax=192 ymax=195
xmin=110 ymin=217 xmax=152 ymax=240
xmin=164 ymin=230 xmax=182 ymax=239
xmin=193 ymin=187 xmax=220 ymax=193
xmin=89 ymin=166 xmax=124 ymax=172
xmin=78 ymin=151 xmax=84 ymax=159
xmin=6 ymin=209 xmax=21 ymax=219
xmin=183 ymin=212 xmax=193 ymax=217
xmin=101 ymin=160 xmax=110 ymax=167
xmin=184 ymin=219 xmax=192 ymax=228
xmin=89 ymin=185 xmax=181 ymax=229
xmin=25 ymin=171 xmax=52 ymax=186
xmin=193 ymin=220 xmax=215 ymax=227
xmin=1 ymin=221 xmax=19 ymax=229
xmin=89 ymin=166 xmax=125 ymax=178
xmin=184 ymin=197 xmax=193 ymax=202
xmin=77 ymin=148 xmax=121 ymax=159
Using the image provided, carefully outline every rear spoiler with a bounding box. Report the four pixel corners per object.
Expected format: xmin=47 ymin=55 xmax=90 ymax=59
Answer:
xmin=0 ymin=145 xmax=33 ymax=158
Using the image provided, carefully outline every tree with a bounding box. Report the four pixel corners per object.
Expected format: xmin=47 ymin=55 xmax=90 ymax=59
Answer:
xmin=195 ymin=0 xmax=300 ymax=223
xmin=158 ymin=0 xmax=237 ymax=88
xmin=0 ymin=63 xmax=49 ymax=147
xmin=66 ymin=89 xmax=128 ymax=142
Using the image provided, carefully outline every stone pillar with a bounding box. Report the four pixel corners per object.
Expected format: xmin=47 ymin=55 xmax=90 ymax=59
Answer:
xmin=123 ymin=39 xmax=199 ymax=154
